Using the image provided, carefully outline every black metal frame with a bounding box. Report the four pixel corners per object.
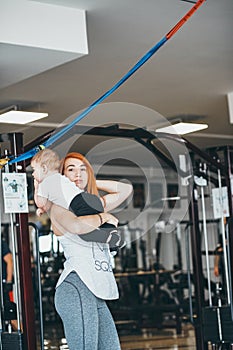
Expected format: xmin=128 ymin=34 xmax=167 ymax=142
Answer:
xmin=1 ymin=128 xmax=232 ymax=350
xmin=0 ymin=133 xmax=37 ymax=350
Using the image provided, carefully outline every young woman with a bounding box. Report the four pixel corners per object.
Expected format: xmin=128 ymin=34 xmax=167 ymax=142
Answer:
xmin=48 ymin=152 xmax=132 ymax=350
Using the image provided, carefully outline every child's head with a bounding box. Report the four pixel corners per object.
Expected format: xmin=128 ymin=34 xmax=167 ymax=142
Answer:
xmin=31 ymin=149 xmax=60 ymax=183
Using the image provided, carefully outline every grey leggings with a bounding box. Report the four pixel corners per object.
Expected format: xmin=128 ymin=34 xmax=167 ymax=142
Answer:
xmin=54 ymin=272 xmax=121 ymax=350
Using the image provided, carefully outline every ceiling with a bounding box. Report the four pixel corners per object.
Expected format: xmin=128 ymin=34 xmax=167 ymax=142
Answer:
xmin=0 ymin=0 xmax=233 ymax=161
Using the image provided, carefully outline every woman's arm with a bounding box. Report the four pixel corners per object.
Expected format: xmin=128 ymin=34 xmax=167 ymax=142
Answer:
xmin=96 ymin=180 xmax=133 ymax=212
xmin=3 ymin=253 xmax=13 ymax=283
xmin=50 ymin=204 xmax=118 ymax=236
xmin=214 ymin=255 xmax=220 ymax=277
xmin=214 ymin=246 xmax=223 ymax=277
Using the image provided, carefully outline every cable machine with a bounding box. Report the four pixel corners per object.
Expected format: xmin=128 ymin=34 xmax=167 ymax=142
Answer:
xmin=189 ymin=147 xmax=233 ymax=350
xmin=0 ymin=129 xmax=232 ymax=350
xmin=0 ymin=133 xmax=36 ymax=350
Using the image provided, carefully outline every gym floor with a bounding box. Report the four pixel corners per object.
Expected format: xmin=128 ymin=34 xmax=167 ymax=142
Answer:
xmin=40 ymin=322 xmax=196 ymax=350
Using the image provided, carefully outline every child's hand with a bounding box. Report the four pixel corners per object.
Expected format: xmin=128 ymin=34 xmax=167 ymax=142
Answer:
xmin=36 ymin=208 xmax=45 ymax=217
xmin=34 ymin=179 xmax=39 ymax=191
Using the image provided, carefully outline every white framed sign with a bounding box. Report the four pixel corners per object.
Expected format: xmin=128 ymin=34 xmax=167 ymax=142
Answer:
xmin=212 ymin=186 xmax=229 ymax=219
xmin=2 ymin=173 xmax=29 ymax=213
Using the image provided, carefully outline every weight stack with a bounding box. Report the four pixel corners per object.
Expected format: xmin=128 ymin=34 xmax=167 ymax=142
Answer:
xmin=202 ymin=305 xmax=233 ymax=342
xmin=1 ymin=332 xmax=24 ymax=350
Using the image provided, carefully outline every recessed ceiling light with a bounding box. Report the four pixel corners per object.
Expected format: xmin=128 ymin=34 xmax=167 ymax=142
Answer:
xmin=0 ymin=111 xmax=48 ymax=124
xmin=155 ymin=122 xmax=208 ymax=135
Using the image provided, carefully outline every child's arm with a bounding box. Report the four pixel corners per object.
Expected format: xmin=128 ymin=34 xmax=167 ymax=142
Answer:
xmin=34 ymin=179 xmax=52 ymax=215
xmin=96 ymin=180 xmax=133 ymax=212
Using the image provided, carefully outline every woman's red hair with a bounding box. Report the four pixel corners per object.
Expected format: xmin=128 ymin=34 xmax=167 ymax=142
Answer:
xmin=60 ymin=152 xmax=99 ymax=196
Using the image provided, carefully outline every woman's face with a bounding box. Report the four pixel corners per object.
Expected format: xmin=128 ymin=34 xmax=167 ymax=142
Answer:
xmin=63 ymin=158 xmax=88 ymax=190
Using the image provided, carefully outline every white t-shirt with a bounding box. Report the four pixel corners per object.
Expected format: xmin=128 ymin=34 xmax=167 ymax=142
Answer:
xmin=38 ymin=173 xmax=119 ymax=299
xmin=56 ymin=233 xmax=119 ymax=300
xmin=37 ymin=173 xmax=83 ymax=209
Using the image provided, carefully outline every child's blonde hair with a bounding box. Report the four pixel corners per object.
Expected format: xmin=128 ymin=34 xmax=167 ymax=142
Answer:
xmin=31 ymin=149 xmax=60 ymax=172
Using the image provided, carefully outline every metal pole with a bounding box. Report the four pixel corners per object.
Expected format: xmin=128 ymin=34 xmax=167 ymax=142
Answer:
xmin=4 ymin=154 xmax=21 ymax=333
xmin=29 ymin=222 xmax=44 ymax=350
xmin=184 ymin=224 xmax=194 ymax=323
xmin=0 ymin=168 xmax=3 ymax=350
xmin=200 ymin=184 xmax=212 ymax=306
xmin=217 ymin=169 xmax=231 ymax=304
xmin=9 ymin=133 xmax=37 ymax=350
xmin=188 ymin=183 xmax=207 ymax=350
xmin=225 ymin=222 xmax=233 ymax=320
xmin=9 ymin=213 xmax=21 ymax=332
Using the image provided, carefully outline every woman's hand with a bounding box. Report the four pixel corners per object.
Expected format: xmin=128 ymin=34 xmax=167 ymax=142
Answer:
xmin=96 ymin=180 xmax=133 ymax=212
xmin=101 ymin=212 xmax=118 ymax=227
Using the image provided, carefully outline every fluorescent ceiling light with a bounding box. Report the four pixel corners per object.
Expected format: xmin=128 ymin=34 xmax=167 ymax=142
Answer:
xmin=0 ymin=111 xmax=48 ymax=124
xmin=156 ymin=122 xmax=208 ymax=135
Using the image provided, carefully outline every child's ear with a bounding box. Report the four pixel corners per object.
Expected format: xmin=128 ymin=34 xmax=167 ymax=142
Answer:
xmin=42 ymin=164 xmax=48 ymax=173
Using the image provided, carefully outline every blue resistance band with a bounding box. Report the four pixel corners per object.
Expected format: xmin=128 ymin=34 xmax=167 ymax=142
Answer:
xmin=8 ymin=0 xmax=205 ymax=165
